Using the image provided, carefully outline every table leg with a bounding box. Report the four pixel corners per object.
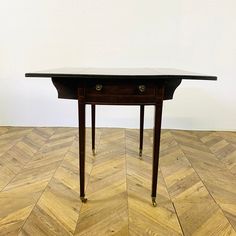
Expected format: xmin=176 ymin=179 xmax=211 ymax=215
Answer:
xmin=78 ymin=99 xmax=87 ymax=203
xmin=151 ymin=101 xmax=163 ymax=207
xmin=91 ymin=104 xmax=95 ymax=156
xmin=139 ymin=105 xmax=144 ymax=158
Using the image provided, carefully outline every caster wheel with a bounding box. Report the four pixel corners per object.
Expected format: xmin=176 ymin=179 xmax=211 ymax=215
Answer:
xmin=92 ymin=149 xmax=96 ymax=156
xmin=139 ymin=149 xmax=142 ymax=159
xmin=80 ymin=197 xmax=87 ymax=203
xmin=152 ymin=197 xmax=157 ymax=207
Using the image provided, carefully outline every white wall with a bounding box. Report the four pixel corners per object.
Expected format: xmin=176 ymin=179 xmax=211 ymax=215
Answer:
xmin=0 ymin=0 xmax=235 ymax=130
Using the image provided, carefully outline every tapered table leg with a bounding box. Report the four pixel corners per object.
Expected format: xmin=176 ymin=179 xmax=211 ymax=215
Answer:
xmin=91 ymin=104 xmax=95 ymax=156
xmin=139 ymin=105 xmax=144 ymax=158
xmin=151 ymin=101 xmax=163 ymax=207
xmin=78 ymin=98 xmax=87 ymax=203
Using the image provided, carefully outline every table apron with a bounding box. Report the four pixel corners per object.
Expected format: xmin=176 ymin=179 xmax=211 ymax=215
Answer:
xmin=83 ymin=95 xmax=162 ymax=105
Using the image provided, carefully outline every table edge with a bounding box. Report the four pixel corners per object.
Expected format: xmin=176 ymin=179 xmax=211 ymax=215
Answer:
xmin=25 ymin=73 xmax=217 ymax=81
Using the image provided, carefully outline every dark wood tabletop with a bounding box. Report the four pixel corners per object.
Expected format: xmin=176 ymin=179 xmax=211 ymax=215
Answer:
xmin=25 ymin=67 xmax=217 ymax=80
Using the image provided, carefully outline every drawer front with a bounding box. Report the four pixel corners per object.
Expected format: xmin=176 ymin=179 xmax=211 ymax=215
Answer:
xmin=84 ymin=80 xmax=164 ymax=105
xmin=86 ymin=82 xmax=155 ymax=96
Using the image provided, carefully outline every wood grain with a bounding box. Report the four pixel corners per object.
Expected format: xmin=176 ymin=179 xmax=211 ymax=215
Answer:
xmin=0 ymin=127 xmax=235 ymax=235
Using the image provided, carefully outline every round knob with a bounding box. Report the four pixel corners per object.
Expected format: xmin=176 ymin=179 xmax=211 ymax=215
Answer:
xmin=95 ymin=84 xmax=103 ymax=91
xmin=138 ymin=85 xmax=146 ymax=93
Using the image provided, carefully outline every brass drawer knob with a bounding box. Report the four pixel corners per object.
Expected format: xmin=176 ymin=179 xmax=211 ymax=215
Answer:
xmin=138 ymin=85 xmax=146 ymax=93
xmin=95 ymin=84 xmax=103 ymax=91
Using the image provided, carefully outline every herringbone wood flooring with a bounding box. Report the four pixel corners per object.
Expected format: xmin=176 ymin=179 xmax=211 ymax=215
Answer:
xmin=0 ymin=127 xmax=236 ymax=235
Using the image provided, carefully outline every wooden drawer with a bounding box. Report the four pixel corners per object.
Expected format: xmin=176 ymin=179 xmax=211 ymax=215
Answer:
xmin=85 ymin=81 xmax=155 ymax=96
xmin=83 ymin=80 xmax=164 ymax=105
xmin=52 ymin=78 xmax=166 ymax=103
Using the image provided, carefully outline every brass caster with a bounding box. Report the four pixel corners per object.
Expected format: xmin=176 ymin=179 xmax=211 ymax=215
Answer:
xmin=139 ymin=149 xmax=142 ymax=159
xmin=152 ymin=197 xmax=157 ymax=207
xmin=92 ymin=149 xmax=96 ymax=156
xmin=80 ymin=197 xmax=87 ymax=203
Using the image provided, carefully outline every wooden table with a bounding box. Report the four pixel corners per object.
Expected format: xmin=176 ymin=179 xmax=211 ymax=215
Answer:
xmin=26 ymin=68 xmax=217 ymax=206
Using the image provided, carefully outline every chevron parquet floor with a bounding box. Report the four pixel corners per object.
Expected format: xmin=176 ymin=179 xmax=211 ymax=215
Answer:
xmin=0 ymin=127 xmax=236 ymax=235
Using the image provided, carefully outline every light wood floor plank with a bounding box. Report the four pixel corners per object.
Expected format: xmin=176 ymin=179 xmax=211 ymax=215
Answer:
xmin=157 ymin=130 xmax=236 ymax=235
xmin=0 ymin=127 xmax=235 ymax=235
xmin=74 ymin=128 xmax=128 ymax=236
xmin=0 ymin=128 xmax=55 ymax=191
xmin=0 ymin=128 xmax=75 ymax=235
xmin=20 ymin=129 xmax=102 ymax=236
xmin=126 ymin=129 xmax=183 ymax=236
xmin=172 ymin=130 xmax=236 ymax=233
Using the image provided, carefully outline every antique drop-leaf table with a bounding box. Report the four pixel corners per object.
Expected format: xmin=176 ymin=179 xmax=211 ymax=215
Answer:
xmin=26 ymin=68 xmax=216 ymax=206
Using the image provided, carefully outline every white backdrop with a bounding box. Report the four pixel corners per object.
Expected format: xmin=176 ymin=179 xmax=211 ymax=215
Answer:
xmin=0 ymin=0 xmax=235 ymax=130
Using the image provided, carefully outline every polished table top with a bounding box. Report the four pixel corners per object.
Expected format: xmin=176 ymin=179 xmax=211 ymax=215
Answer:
xmin=25 ymin=67 xmax=217 ymax=80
